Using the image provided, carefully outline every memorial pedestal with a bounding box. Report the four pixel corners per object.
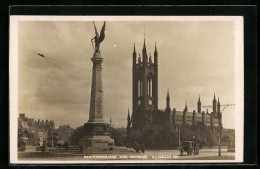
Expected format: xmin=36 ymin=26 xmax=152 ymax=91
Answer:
xmin=79 ymin=122 xmax=114 ymax=149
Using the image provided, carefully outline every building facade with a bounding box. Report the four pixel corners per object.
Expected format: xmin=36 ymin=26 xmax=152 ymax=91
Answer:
xmin=128 ymin=40 xmax=222 ymax=130
xmin=18 ymin=114 xmax=55 ymax=146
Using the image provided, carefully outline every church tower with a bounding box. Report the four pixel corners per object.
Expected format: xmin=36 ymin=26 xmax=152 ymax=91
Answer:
xmin=132 ymin=40 xmax=159 ymax=129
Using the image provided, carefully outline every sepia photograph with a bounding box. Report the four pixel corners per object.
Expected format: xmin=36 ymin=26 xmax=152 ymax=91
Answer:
xmin=9 ymin=16 xmax=244 ymax=163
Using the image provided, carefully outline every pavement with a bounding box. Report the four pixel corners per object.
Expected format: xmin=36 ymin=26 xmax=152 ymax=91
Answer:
xmin=18 ymin=148 xmax=235 ymax=161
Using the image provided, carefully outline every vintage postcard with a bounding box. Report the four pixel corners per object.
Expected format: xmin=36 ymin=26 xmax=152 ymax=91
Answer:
xmin=9 ymin=16 xmax=244 ymax=163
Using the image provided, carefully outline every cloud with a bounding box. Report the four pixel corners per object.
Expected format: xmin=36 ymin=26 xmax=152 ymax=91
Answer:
xmin=18 ymin=21 xmax=236 ymax=129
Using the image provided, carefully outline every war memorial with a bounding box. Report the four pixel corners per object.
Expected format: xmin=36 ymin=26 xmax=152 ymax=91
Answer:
xmin=78 ymin=22 xmax=115 ymax=150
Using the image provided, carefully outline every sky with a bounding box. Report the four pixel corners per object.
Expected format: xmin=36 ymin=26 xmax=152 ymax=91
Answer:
xmin=18 ymin=20 xmax=236 ymax=129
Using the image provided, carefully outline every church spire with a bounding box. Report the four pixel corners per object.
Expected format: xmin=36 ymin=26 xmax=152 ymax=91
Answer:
xmin=133 ymin=43 xmax=137 ymax=66
xmin=217 ymin=97 xmax=221 ymax=113
xmin=154 ymin=42 xmax=158 ymax=68
xmin=213 ymin=92 xmax=217 ymax=116
xmin=143 ymin=39 xmax=147 ymax=52
xmin=127 ymin=108 xmax=131 ymax=130
xmin=142 ymin=39 xmax=147 ymax=62
xmin=198 ymin=95 xmax=201 ymax=113
xmin=127 ymin=108 xmax=130 ymax=124
xmin=166 ymin=89 xmax=170 ymax=108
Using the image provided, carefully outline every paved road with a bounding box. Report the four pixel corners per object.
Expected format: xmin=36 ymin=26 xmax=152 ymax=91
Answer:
xmin=18 ymin=148 xmax=235 ymax=161
xmin=143 ymin=149 xmax=234 ymax=160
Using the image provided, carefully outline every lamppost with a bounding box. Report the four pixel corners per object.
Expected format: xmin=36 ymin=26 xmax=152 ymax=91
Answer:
xmin=218 ymin=112 xmax=222 ymax=156
xmin=178 ymin=124 xmax=181 ymax=149
xmin=203 ymin=103 xmax=234 ymax=156
xmin=51 ymin=129 xmax=53 ymax=149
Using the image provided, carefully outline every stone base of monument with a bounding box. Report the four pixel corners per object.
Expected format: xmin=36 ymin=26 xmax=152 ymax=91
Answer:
xmin=79 ymin=122 xmax=114 ymax=150
xmin=79 ymin=135 xmax=114 ymax=149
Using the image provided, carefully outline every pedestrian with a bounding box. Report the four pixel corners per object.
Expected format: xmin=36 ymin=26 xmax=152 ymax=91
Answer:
xmin=141 ymin=144 xmax=145 ymax=153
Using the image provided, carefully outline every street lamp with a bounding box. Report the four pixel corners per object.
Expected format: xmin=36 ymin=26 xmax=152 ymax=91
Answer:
xmin=51 ymin=129 xmax=53 ymax=149
xmin=218 ymin=112 xmax=222 ymax=157
xmin=178 ymin=124 xmax=181 ymax=149
xmin=218 ymin=132 xmax=221 ymax=156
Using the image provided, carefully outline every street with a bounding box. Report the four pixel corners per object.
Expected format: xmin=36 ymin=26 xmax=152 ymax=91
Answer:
xmin=18 ymin=148 xmax=235 ymax=161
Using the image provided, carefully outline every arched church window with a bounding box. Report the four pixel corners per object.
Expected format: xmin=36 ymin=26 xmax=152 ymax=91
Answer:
xmin=147 ymin=74 xmax=153 ymax=97
xmin=138 ymin=79 xmax=140 ymax=97
xmin=148 ymin=80 xmax=150 ymax=96
xmin=140 ymin=80 xmax=142 ymax=96
xmin=150 ymin=79 xmax=153 ymax=96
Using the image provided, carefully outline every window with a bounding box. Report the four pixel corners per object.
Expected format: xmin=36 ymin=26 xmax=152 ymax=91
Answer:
xmin=147 ymin=74 xmax=153 ymax=97
xmin=138 ymin=79 xmax=142 ymax=97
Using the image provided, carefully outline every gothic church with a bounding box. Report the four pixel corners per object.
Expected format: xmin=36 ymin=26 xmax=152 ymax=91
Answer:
xmin=127 ymin=39 xmax=222 ymax=130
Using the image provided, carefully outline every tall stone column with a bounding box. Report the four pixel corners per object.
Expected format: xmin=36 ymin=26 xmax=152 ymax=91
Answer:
xmin=79 ymin=52 xmax=114 ymax=150
xmin=89 ymin=52 xmax=104 ymax=122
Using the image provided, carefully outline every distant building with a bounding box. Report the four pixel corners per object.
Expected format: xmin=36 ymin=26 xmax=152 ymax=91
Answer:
xmin=128 ymin=40 xmax=222 ymax=131
xmin=55 ymin=125 xmax=75 ymax=142
xmin=18 ymin=114 xmax=34 ymax=129
xmin=18 ymin=114 xmax=55 ymax=146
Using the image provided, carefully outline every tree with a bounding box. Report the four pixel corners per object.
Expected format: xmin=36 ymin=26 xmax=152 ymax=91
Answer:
xmin=110 ymin=127 xmax=127 ymax=146
xmin=18 ymin=126 xmax=34 ymax=151
xmin=69 ymin=126 xmax=85 ymax=146
xmin=127 ymin=124 xmax=178 ymax=148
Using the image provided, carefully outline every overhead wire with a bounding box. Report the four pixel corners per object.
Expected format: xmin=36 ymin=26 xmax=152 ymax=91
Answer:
xmin=18 ymin=44 xmax=191 ymax=103
xmin=21 ymin=68 xmax=88 ymax=89
xmin=18 ymin=44 xmax=90 ymax=87
xmin=47 ymin=57 xmax=91 ymax=71
xmin=44 ymin=57 xmax=90 ymax=87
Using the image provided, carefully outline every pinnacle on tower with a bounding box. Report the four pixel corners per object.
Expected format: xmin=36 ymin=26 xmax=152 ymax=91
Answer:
xmin=143 ymin=39 xmax=147 ymax=54
xmin=127 ymin=108 xmax=130 ymax=123
xmin=133 ymin=43 xmax=136 ymax=53
xmin=138 ymin=53 xmax=141 ymax=63
xmin=214 ymin=92 xmax=216 ymax=100
xmin=198 ymin=95 xmax=201 ymax=113
xmin=143 ymin=39 xmax=146 ymax=49
xmin=166 ymin=89 xmax=170 ymax=100
xmin=155 ymin=42 xmax=157 ymax=52
xmin=142 ymin=39 xmax=147 ymax=62
xmin=218 ymin=96 xmax=220 ymax=103
xmin=166 ymin=89 xmax=170 ymax=108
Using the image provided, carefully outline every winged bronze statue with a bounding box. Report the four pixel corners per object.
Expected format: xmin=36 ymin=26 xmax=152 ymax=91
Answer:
xmin=91 ymin=21 xmax=106 ymax=53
